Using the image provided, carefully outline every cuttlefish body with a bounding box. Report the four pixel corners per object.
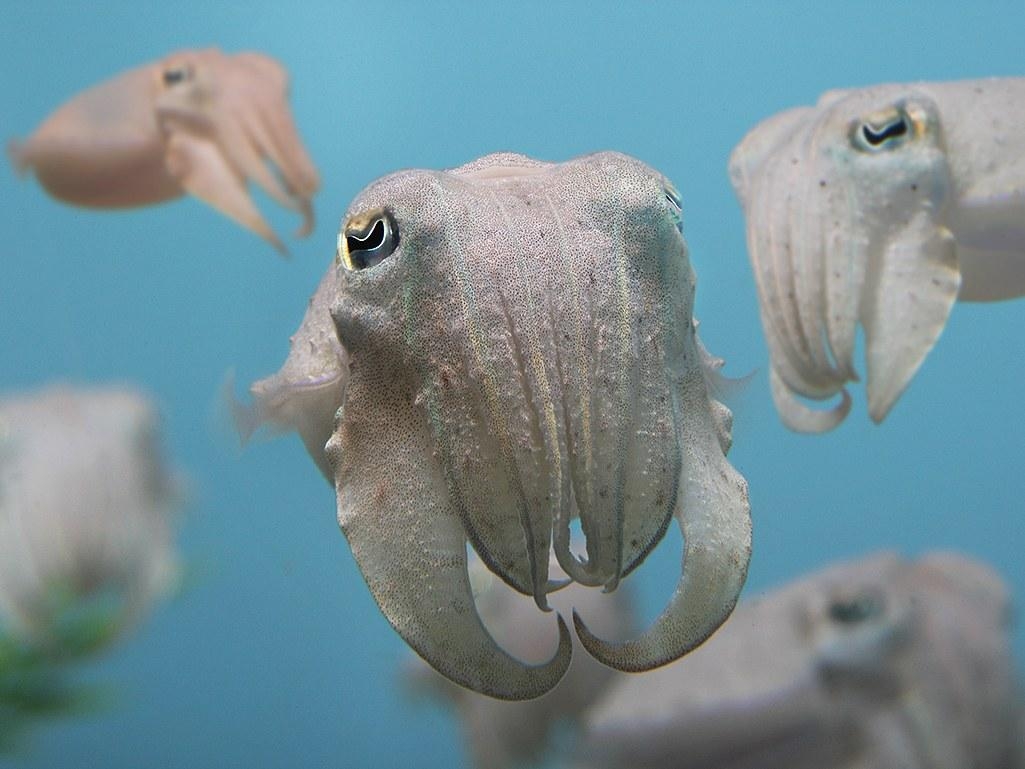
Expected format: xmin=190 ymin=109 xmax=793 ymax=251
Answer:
xmin=730 ymin=78 xmax=1025 ymax=431
xmin=0 ymin=385 xmax=181 ymax=646
xmin=576 ymin=552 xmax=1020 ymax=769
xmin=241 ymin=152 xmax=751 ymax=699
xmin=8 ymin=48 xmax=319 ymax=253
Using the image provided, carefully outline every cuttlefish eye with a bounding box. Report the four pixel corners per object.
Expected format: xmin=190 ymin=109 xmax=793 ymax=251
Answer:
xmin=851 ymin=105 xmax=913 ymax=152
xmin=827 ymin=589 xmax=885 ymax=625
xmin=161 ymin=64 xmax=193 ymax=87
xmin=337 ymin=208 xmax=400 ymax=271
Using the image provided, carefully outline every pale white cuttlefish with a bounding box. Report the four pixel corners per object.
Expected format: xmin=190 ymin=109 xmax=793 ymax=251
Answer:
xmin=0 ymin=385 xmax=181 ymax=649
xmin=238 ymin=151 xmax=752 ymax=700
xmin=730 ymin=78 xmax=1025 ymax=431
xmin=575 ymin=551 xmax=1020 ymax=769
xmin=8 ymin=48 xmax=319 ymax=254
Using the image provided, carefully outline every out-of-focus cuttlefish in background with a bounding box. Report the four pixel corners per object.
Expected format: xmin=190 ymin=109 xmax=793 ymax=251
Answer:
xmin=411 ymin=551 xmax=1022 ymax=769
xmin=0 ymin=384 xmax=183 ymax=748
xmin=731 ymin=78 xmax=1025 ymax=431
xmin=574 ymin=551 xmax=1022 ymax=769
xmin=8 ymin=48 xmax=319 ymax=254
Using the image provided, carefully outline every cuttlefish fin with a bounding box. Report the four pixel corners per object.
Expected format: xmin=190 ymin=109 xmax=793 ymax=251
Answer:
xmin=951 ymin=162 xmax=1025 ymax=301
xmin=7 ymin=139 xmax=28 ymax=175
xmin=164 ymin=132 xmax=287 ymax=255
xmin=862 ymin=212 xmax=959 ymax=422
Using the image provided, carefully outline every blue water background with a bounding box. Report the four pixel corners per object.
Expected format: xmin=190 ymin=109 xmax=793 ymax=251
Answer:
xmin=2 ymin=2 xmax=1023 ymax=767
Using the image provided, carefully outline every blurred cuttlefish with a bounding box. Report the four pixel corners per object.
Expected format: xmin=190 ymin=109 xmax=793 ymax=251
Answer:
xmin=576 ymin=551 xmax=1021 ymax=769
xmin=8 ymin=48 xmax=319 ymax=254
xmin=730 ymin=78 xmax=1025 ymax=431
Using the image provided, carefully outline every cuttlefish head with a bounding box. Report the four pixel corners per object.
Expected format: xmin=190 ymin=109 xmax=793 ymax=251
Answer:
xmin=325 ymin=152 xmax=749 ymax=698
xmin=730 ymin=88 xmax=959 ymax=431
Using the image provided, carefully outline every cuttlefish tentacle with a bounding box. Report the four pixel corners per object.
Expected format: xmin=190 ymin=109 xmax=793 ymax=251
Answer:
xmin=749 ymin=147 xmax=836 ymax=401
xmin=224 ymin=75 xmax=317 ymax=234
xmin=574 ymin=319 xmax=751 ymax=671
xmin=861 ymin=212 xmax=959 ymax=422
xmin=164 ymin=130 xmax=287 ymax=254
xmin=326 ymin=362 xmax=571 ymax=701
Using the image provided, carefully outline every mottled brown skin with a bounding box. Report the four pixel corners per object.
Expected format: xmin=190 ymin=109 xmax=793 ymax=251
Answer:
xmin=8 ymin=48 xmax=319 ymax=253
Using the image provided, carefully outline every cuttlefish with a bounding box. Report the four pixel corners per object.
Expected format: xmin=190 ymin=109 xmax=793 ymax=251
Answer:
xmin=576 ymin=551 xmax=1020 ymax=769
xmin=238 ymin=151 xmax=752 ymax=700
xmin=730 ymin=78 xmax=1025 ymax=431
xmin=0 ymin=385 xmax=181 ymax=648
xmin=8 ymin=48 xmax=319 ymax=254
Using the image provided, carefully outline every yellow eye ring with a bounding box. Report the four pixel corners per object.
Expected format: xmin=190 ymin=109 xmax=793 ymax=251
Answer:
xmin=337 ymin=208 xmax=399 ymax=271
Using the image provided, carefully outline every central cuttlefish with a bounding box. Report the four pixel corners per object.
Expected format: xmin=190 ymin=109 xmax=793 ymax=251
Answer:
xmin=730 ymin=78 xmax=1025 ymax=431
xmin=239 ymin=151 xmax=751 ymax=700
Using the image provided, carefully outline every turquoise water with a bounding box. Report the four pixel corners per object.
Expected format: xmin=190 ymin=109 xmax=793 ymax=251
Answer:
xmin=2 ymin=2 xmax=1023 ymax=767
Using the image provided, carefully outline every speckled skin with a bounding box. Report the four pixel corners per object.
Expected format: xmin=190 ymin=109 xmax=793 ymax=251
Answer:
xmin=247 ymin=152 xmax=750 ymax=699
xmin=730 ymin=78 xmax=1025 ymax=431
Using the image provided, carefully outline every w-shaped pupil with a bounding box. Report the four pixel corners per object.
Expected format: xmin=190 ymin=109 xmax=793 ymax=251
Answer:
xmin=861 ymin=116 xmax=908 ymax=146
xmin=347 ymin=220 xmax=386 ymax=254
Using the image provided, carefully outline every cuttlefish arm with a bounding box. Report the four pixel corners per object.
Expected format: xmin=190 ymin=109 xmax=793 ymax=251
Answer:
xmin=574 ymin=324 xmax=752 ymax=671
xmin=326 ymin=354 xmax=572 ymax=701
xmin=9 ymin=48 xmax=319 ymax=254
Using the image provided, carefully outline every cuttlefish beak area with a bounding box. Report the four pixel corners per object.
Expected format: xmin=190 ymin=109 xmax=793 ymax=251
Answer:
xmin=325 ymin=155 xmax=751 ymax=699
